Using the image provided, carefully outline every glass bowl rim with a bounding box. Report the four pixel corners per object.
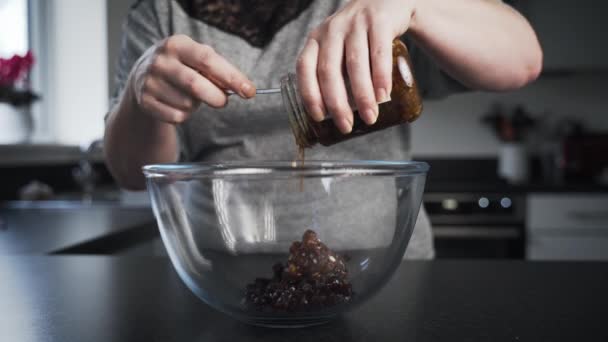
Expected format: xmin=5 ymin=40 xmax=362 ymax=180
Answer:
xmin=143 ymin=160 xmax=429 ymax=180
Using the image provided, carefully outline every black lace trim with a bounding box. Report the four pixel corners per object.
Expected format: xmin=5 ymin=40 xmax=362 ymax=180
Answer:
xmin=175 ymin=0 xmax=314 ymax=47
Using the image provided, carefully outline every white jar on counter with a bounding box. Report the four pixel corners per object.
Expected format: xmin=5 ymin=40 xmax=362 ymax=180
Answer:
xmin=498 ymin=142 xmax=529 ymax=184
xmin=0 ymin=103 xmax=33 ymax=144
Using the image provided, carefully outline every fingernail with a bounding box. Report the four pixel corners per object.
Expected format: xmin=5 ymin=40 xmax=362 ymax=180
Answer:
xmin=312 ymin=106 xmax=325 ymax=122
xmin=376 ymin=88 xmax=390 ymax=103
xmin=337 ymin=117 xmax=352 ymax=134
xmin=240 ymin=83 xmax=254 ymax=98
xmin=363 ymin=108 xmax=377 ymax=125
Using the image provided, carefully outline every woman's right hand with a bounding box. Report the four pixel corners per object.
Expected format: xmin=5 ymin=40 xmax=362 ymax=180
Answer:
xmin=127 ymin=34 xmax=256 ymax=124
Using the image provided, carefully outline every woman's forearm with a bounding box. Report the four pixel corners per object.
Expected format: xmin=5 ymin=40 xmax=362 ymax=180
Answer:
xmin=410 ymin=0 xmax=543 ymax=91
xmin=104 ymin=87 xmax=179 ymax=190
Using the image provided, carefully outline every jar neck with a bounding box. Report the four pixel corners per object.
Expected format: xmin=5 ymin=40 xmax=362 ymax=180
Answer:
xmin=280 ymin=73 xmax=317 ymax=148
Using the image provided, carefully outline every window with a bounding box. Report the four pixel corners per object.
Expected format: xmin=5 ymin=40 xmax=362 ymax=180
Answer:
xmin=0 ymin=0 xmax=29 ymax=57
xmin=0 ymin=0 xmax=33 ymax=144
xmin=0 ymin=0 xmax=51 ymax=142
xmin=2 ymin=1 xmax=110 ymax=145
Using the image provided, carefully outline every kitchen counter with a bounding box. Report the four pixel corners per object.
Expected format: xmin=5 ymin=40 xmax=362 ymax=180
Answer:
xmin=0 ymin=143 xmax=104 ymax=166
xmin=1 ymin=257 xmax=606 ymax=341
xmin=0 ymin=204 xmax=156 ymax=254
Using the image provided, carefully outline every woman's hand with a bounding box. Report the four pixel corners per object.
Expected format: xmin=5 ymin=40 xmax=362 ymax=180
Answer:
xmin=297 ymin=0 xmax=417 ymax=134
xmin=128 ymin=34 xmax=256 ymax=124
xmin=105 ymin=34 xmax=257 ymax=190
xmin=296 ymin=0 xmax=543 ymax=135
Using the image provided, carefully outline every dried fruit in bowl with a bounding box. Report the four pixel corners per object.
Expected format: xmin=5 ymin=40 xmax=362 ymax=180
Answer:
xmin=244 ymin=230 xmax=353 ymax=312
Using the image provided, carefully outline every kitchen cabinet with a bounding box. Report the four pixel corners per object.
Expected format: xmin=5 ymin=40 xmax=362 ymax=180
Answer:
xmin=526 ymin=194 xmax=608 ymax=260
xmin=516 ymin=0 xmax=608 ymax=71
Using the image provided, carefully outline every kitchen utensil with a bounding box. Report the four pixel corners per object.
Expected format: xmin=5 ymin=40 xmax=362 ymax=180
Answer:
xmin=143 ymin=160 xmax=428 ymax=327
xmin=225 ymin=88 xmax=281 ymax=96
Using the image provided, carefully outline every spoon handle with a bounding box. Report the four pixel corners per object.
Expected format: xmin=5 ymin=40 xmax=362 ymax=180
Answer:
xmin=225 ymin=88 xmax=281 ymax=96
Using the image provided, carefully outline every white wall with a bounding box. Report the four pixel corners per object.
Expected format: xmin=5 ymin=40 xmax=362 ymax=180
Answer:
xmin=411 ymin=74 xmax=608 ymax=157
xmin=42 ymin=0 xmax=108 ymax=146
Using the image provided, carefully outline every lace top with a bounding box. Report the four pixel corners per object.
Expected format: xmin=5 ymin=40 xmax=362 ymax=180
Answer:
xmin=175 ymin=0 xmax=313 ymax=47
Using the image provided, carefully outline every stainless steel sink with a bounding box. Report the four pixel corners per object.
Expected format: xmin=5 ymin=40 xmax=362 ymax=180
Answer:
xmin=51 ymin=189 xmax=122 ymax=203
xmin=0 ymin=201 xmax=156 ymax=254
xmin=2 ymin=200 xmax=132 ymax=210
xmin=6 ymin=188 xmax=151 ymax=210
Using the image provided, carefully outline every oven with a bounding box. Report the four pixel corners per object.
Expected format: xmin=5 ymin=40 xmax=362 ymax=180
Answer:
xmin=424 ymin=192 xmax=526 ymax=259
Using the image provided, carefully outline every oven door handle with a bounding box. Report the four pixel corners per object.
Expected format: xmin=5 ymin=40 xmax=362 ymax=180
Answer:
xmin=432 ymin=226 xmax=521 ymax=239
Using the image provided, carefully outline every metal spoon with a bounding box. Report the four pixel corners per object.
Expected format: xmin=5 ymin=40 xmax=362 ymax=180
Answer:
xmin=225 ymin=88 xmax=281 ymax=96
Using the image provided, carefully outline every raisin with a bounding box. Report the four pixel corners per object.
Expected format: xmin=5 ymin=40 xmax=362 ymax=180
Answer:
xmin=272 ymin=262 xmax=284 ymax=278
xmin=243 ymin=229 xmax=354 ymax=312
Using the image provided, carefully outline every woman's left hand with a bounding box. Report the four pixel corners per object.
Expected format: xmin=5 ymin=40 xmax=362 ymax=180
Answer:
xmin=296 ymin=0 xmax=417 ymax=134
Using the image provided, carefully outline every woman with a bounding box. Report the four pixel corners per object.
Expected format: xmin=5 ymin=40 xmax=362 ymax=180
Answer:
xmin=104 ymin=0 xmax=542 ymax=258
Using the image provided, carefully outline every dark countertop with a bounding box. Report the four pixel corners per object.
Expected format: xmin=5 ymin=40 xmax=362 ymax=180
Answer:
xmin=0 ymin=204 xmax=156 ymax=254
xmin=1 ymin=257 xmax=606 ymax=341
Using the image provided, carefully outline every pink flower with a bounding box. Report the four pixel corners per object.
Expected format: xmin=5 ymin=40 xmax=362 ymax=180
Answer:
xmin=0 ymin=51 xmax=35 ymax=86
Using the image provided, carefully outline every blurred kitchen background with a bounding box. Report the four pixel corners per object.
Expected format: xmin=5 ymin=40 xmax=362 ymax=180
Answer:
xmin=1 ymin=0 xmax=607 ymax=260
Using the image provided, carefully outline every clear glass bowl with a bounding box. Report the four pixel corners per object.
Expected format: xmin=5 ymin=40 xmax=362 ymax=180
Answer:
xmin=143 ymin=161 xmax=428 ymax=328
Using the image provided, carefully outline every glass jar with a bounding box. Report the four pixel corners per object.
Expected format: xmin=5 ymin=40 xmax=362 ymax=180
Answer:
xmin=281 ymin=39 xmax=423 ymax=148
